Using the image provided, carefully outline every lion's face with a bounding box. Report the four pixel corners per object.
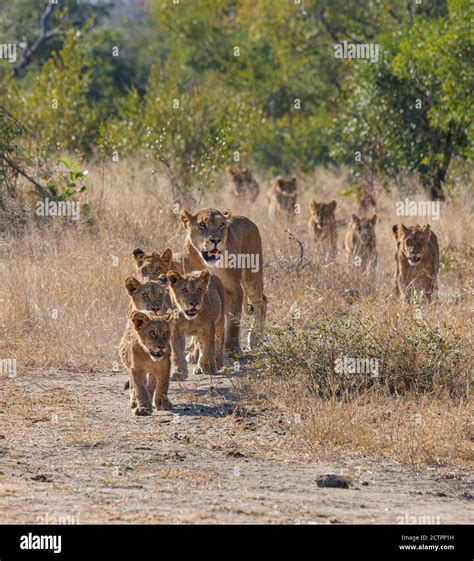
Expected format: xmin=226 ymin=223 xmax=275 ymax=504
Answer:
xmin=132 ymin=248 xmax=173 ymax=279
xmin=273 ymin=177 xmax=297 ymax=210
xmin=226 ymin=167 xmax=247 ymax=196
xmin=351 ymin=214 xmax=376 ymax=246
xmin=131 ymin=311 xmax=173 ymax=361
xmin=393 ymin=224 xmax=431 ymax=266
xmin=125 ymin=276 xmax=168 ymax=314
xmin=167 ymin=270 xmax=210 ymax=319
xmin=310 ymin=199 xmax=337 ymax=230
xmin=180 ymin=208 xmax=231 ymax=267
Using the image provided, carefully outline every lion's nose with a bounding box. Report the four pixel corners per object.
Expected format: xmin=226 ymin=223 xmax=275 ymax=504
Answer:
xmin=210 ymin=237 xmax=221 ymax=245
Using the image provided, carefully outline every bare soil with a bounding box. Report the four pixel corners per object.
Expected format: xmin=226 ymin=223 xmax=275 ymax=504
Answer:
xmin=1 ymin=367 xmax=472 ymax=524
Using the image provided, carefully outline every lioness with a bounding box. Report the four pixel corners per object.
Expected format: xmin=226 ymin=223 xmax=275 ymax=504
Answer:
xmin=344 ymin=214 xmax=377 ymax=274
xmin=267 ymin=176 xmax=298 ymax=220
xmin=308 ymin=199 xmax=338 ymax=259
xmin=392 ymin=224 xmax=439 ymax=303
xmin=167 ymin=269 xmax=225 ymax=377
xmin=133 ymin=247 xmax=183 ymax=279
xmin=180 ymin=207 xmax=267 ymax=354
xmin=226 ymin=166 xmax=259 ymax=202
xmin=119 ymin=310 xmax=174 ymax=415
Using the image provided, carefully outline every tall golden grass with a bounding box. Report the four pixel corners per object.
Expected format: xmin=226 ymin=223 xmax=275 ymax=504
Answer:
xmin=1 ymin=159 xmax=472 ymax=466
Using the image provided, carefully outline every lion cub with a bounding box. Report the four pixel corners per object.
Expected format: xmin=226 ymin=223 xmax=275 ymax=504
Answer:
xmin=167 ymin=270 xmax=225 ymax=378
xmin=267 ymin=176 xmax=298 ymax=220
xmin=308 ymin=199 xmax=338 ymax=259
xmin=119 ymin=311 xmax=174 ymax=416
xmin=344 ymin=214 xmax=377 ymax=274
xmin=226 ymin=166 xmax=259 ymax=202
xmin=132 ymin=247 xmax=183 ymax=279
xmin=125 ymin=276 xmax=171 ymax=314
xmin=392 ymin=224 xmax=439 ymax=303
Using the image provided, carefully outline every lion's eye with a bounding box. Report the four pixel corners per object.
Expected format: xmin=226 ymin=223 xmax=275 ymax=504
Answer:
xmin=199 ymin=222 xmax=206 ymax=229
xmin=143 ymin=293 xmax=149 ymax=301
xmin=142 ymin=268 xmax=148 ymax=275
xmin=219 ymin=222 xmax=225 ymax=228
xmin=163 ymin=332 xmax=169 ymax=338
xmin=182 ymin=288 xmax=188 ymax=294
xmin=197 ymin=288 xmax=202 ymax=293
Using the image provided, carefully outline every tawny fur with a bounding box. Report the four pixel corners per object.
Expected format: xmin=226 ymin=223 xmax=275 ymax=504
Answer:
xmin=226 ymin=166 xmax=259 ymax=202
xmin=132 ymin=247 xmax=183 ymax=280
xmin=119 ymin=311 xmax=174 ymax=416
xmin=166 ymin=269 xmax=225 ymax=378
xmin=392 ymin=223 xmax=439 ymax=303
xmin=180 ymin=207 xmax=267 ymax=354
xmin=308 ymin=199 xmax=338 ymax=260
xmin=267 ymin=176 xmax=298 ymax=221
xmin=344 ymin=214 xmax=378 ymax=275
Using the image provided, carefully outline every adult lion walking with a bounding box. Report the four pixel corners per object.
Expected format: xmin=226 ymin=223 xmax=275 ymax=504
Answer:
xmin=180 ymin=207 xmax=267 ymax=355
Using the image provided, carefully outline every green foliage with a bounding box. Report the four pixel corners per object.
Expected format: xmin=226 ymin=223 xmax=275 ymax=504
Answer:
xmin=331 ymin=0 xmax=472 ymax=197
xmin=3 ymin=29 xmax=99 ymax=156
xmin=42 ymin=157 xmax=88 ymax=201
xmin=0 ymin=105 xmax=27 ymax=193
xmin=0 ymin=0 xmax=472 ymax=195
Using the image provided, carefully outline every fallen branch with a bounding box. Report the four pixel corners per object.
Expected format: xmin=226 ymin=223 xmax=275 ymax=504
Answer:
xmin=285 ymin=229 xmax=305 ymax=275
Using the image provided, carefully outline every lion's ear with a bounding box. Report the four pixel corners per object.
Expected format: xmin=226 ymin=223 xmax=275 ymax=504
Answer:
xmin=180 ymin=209 xmax=194 ymax=228
xmin=329 ymin=200 xmax=337 ymax=211
xmin=131 ymin=311 xmax=150 ymax=330
xmin=352 ymin=214 xmax=360 ymax=226
xmin=222 ymin=209 xmax=232 ymax=219
xmin=392 ymin=224 xmax=408 ymax=239
xmin=274 ymin=176 xmax=284 ymax=188
xmin=167 ymin=270 xmax=181 ymax=285
xmin=226 ymin=166 xmax=234 ymax=176
xmin=125 ymin=277 xmax=141 ymax=295
xmin=132 ymin=248 xmax=145 ymax=263
xmin=161 ymin=247 xmax=173 ymax=265
xmin=370 ymin=214 xmax=377 ymax=226
xmin=309 ymin=199 xmax=317 ymax=213
xmin=423 ymin=224 xmax=431 ymax=234
xmin=158 ymin=274 xmax=168 ymax=286
xmin=198 ymin=270 xmax=210 ymax=285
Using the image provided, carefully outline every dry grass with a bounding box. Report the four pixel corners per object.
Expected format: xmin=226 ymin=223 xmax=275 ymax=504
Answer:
xmin=0 ymin=158 xmax=472 ymax=467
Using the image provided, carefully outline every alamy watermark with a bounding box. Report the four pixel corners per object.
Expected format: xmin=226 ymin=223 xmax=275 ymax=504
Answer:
xmin=36 ymin=512 xmax=80 ymax=525
xmin=0 ymin=43 xmax=16 ymax=64
xmin=334 ymin=356 xmax=379 ymax=378
xmin=35 ymin=198 xmax=81 ymax=221
xmin=395 ymin=198 xmax=440 ymax=220
xmin=0 ymin=358 xmax=17 ymax=378
xmin=334 ymin=41 xmax=379 ymax=64
xmin=396 ymin=512 xmax=441 ymax=525
xmin=215 ymin=251 xmax=260 ymax=273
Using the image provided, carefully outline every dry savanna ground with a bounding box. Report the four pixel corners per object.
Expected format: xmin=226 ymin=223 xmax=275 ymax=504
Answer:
xmin=0 ymin=160 xmax=472 ymax=524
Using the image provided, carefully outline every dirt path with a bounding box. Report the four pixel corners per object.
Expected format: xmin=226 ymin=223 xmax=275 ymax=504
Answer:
xmin=1 ymin=368 xmax=472 ymax=524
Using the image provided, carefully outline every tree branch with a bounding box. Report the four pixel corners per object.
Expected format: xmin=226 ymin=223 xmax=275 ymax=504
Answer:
xmin=13 ymin=2 xmax=58 ymax=76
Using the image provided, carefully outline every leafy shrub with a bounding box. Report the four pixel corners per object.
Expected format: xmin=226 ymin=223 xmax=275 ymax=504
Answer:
xmin=252 ymin=312 xmax=469 ymax=401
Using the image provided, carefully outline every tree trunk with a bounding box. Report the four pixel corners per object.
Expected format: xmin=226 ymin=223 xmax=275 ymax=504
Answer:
xmin=430 ymin=178 xmax=445 ymax=201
